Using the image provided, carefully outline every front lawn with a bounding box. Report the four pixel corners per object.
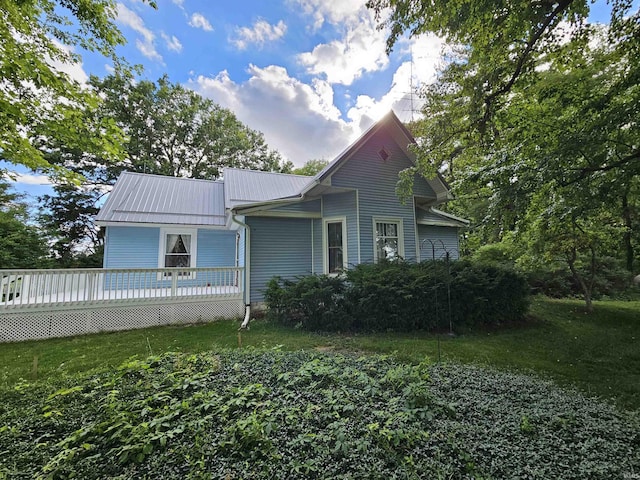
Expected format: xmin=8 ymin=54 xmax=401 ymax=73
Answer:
xmin=1 ymin=297 xmax=639 ymax=410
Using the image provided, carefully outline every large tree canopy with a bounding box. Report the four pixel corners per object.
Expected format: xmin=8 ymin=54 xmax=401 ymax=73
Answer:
xmin=88 ymin=74 xmax=293 ymax=180
xmin=39 ymin=74 xmax=292 ymax=265
xmin=369 ymin=0 xmax=638 ymax=149
xmin=0 ymin=0 xmax=155 ymax=178
xmin=369 ymin=0 xmax=640 ymax=309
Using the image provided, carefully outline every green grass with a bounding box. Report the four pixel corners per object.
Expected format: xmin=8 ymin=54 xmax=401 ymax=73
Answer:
xmin=1 ymin=297 xmax=639 ymax=410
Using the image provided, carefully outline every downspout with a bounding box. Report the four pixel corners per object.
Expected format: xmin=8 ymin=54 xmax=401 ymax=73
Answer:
xmin=231 ymin=213 xmax=251 ymax=329
xmin=230 ymin=182 xmax=316 ymax=328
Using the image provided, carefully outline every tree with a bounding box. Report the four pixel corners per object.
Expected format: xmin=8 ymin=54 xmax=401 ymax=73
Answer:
xmin=0 ymin=179 xmax=49 ymax=268
xmin=518 ymin=185 xmax=622 ymax=312
xmin=0 ymin=0 xmax=155 ymax=178
xmin=38 ymin=184 xmax=103 ymax=267
xmin=292 ymin=159 xmax=329 ymax=176
xmin=87 ymin=74 xmax=293 ymax=180
xmin=39 ymin=74 xmax=292 ymax=265
xmin=369 ymin=1 xmax=640 ymax=308
xmin=369 ymin=0 xmax=638 ymax=155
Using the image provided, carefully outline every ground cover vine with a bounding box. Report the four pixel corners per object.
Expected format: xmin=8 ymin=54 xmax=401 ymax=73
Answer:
xmin=0 ymin=350 xmax=638 ymax=479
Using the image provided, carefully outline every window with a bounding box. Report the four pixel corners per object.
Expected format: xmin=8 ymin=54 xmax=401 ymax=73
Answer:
xmin=324 ymin=218 xmax=347 ymax=274
xmin=374 ymin=219 xmax=403 ymax=261
xmin=160 ymin=229 xmax=197 ymax=277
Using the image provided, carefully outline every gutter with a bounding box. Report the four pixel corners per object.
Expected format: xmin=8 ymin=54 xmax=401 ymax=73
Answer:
xmin=232 ymin=184 xmax=316 ymax=215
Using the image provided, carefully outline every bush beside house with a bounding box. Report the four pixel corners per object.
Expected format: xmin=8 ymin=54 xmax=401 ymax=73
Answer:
xmin=264 ymin=260 xmax=530 ymax=332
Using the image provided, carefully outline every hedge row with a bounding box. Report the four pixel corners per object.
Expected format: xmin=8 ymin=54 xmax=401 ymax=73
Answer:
xmin=264 ymin=260 xmax=530 ymax=332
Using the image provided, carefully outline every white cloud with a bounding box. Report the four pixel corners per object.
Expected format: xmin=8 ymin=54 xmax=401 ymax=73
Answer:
xmin=290 ymin=0 xmax=365 ymax=31
xmin=347 ymin=33 xmax=447 ymax=126
xmin=190 ymin=65 xmax=356 ymax=165
xmin=189 ymin=31 xmax=445 ymax=165
xmin=9 ymin=172 xmax=53 ymax=186
xmin=48 ymin=40 xmax=89 ymax=85
xmin=161 ymin=32 xmax=183 ymax=52
xmin=189 ymin=13 xmax=213 ymax=31
xmin=231 ymin=19 xmax=287 ymax=50
xmin=297 ymin=18 xmax=389 ymax=85
xmin=116 ymin=3 xmax=163 ymax=62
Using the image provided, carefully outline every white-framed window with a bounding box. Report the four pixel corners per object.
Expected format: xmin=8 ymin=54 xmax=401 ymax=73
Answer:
xmin=373 ymin=218 xmax=404 ymax=262
xmin=323 ymin=217 xmax=347 ymax=274
xmin=159 ymin=228 xmax=197 ymax=277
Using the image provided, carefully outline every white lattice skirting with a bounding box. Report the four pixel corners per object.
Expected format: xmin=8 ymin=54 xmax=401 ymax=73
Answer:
xmin=0 ymin=298 xmax=245 ymax=343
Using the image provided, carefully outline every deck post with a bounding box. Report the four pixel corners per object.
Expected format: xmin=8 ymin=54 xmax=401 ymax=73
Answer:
xmin=171 ymin=273 xmax=178 ymax=297
xmin=87 ymin=273 xmax=94 ymax=302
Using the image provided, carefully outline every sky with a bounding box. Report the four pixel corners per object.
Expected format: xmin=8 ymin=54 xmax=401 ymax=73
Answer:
xmin=4 ymin=0 xmax=623 ymax=201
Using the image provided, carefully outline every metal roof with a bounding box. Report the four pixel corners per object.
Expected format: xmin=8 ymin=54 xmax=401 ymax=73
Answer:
xmin=223 ymin=168 xmax=312 ymax=208
xmin=416 ymin=207 xmax=469 ymax=228
xmin=96 ymin=172 xmax=227 ymax=226
xmin=96 ymin=113 xmax=461 ymax=227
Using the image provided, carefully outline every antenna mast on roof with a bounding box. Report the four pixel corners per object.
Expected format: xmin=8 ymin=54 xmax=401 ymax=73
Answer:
xmin=409 ymin=45 xmax=415 ymax=123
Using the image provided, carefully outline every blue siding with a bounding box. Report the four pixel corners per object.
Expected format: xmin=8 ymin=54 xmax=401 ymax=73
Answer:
xmin=268 ymin=198 xmax=321 ymax=214
xmin=104 ymin=226 xmax=159 ymax=268
xmin=103 ymin=225 xmax=239 ymax=289
xmin=104 ymin=226 xmax=237 ymax=269
xmin=196 ymin=230 xmax=237 ymax=267
xmin=412 ymin=173 xmax=438 ymax=199
xmin=330 ymin=129 xmax=420 ymax=263
xmin=247 ymin=217 xmax=313 ymax=303
xmin=102 ymin=226 xmax=159 ymax=289
xmin=417 ymin=225 xmax=460 ymax=261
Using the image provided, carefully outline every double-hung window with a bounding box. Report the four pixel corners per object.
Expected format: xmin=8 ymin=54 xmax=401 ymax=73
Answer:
xmin=324 ymin=218 xmax=347 ymax=274
xmin=374 ymin=219 xmax=403 ymax=261
xmin=160 ymin=229 xmax=197 ymax=277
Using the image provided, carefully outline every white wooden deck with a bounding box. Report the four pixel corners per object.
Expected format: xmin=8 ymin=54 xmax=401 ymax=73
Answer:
xmin=0 ymin=267 xmax=246 ymax=342
xmin=1 ymin=267 xmax=244 ymax=309
xmin=2 ymin=284 xmax=242 ymax=307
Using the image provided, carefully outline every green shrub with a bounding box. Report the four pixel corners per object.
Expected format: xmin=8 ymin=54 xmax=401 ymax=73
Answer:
xmin=523 ymin=256 xmax=633 ymax=299
xmin=263 ymin=275 xmax=352 ymax=330
xmin=264 ymin=261 xmax=530 ymax=332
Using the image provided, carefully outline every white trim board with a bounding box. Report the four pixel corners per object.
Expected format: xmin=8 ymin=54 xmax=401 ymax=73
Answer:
xmin=322 ymin=216 xmax=348 ymax=275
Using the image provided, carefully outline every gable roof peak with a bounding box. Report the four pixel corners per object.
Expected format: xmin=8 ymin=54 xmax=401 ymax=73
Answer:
xmin=306 ymin=110 xmax=414 ymax=187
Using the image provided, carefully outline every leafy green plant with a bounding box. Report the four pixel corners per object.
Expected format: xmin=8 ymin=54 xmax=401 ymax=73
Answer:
xmin=0 ymin=351 xmax=638 ymax=479
xmin=264 ymin=261 xmax=530 ymax=332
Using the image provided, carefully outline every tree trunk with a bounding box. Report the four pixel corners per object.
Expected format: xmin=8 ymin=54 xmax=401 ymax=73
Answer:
xmin=622 ymin=193 xmax=634 ymax=272
xmin=567 ymin=249 xmax=594 ymax=313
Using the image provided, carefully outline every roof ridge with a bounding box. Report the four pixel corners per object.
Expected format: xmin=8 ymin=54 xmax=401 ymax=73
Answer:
xmin=224 ymin=167 xmax=311 ymax=179
xmin=120 ymin=171 xmax=223 ymax=184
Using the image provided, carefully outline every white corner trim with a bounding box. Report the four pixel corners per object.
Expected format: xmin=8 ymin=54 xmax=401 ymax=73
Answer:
xmin=311 ymin=219 xmax=314 ymax=274
xmin=355 ymin=190 xmax=361 ymax=264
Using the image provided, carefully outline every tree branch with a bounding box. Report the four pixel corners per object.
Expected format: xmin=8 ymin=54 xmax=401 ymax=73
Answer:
xmin=482 ymin=0 xmax=575 ymax=126
xmin=561 ymin=148 xmax=640 ymax=186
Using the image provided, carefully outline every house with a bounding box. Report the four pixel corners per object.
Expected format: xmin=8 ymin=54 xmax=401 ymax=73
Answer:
xmin=96 ymin=111 xmax=468 ymax=317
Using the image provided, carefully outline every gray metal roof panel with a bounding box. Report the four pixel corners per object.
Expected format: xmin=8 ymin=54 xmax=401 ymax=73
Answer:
xmin=96 ymin=172 xmax=226 ymax=226
xmin=224 ymin=168 xmax=312 ymax=208
xmin=416 ymin=207 xmax=469 ymax=227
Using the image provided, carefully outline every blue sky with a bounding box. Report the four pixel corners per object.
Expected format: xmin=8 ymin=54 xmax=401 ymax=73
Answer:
xmin=4 ymin=0 xmax=629 ymax=201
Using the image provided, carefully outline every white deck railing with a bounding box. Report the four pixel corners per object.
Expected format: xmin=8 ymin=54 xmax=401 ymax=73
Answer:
xmin=0 ymin=266 xmax=244 ymax=309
